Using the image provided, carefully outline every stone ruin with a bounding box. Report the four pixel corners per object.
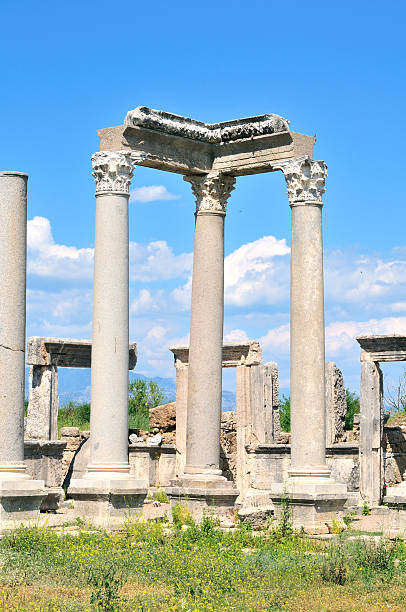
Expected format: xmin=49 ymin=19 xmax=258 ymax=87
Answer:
xmin=1 ymin=107 xmax=406 ymax=533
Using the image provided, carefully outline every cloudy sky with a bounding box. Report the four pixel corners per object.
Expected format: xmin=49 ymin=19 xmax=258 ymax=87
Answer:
xmin=1 ymin=0 xmax=406 ymax=398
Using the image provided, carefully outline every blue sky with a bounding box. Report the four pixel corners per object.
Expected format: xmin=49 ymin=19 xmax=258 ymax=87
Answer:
xmin=1 ymin=0 xmax=406 ymax=398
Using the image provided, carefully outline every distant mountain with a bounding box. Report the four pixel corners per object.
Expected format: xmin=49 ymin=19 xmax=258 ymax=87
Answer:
xmin=25 ymin=367 xmax=235 ymax=411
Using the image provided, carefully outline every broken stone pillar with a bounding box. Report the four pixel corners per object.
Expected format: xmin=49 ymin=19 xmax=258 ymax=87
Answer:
xmin=26 ymin=365 xmax=58 ymax=440
xmin=0 ymin=172 xmax=45 ymax=527
xmin=167 ymin=173 xmax=238 ymax=517
xmin=359 ymin=360 xmax=383 ymax=505
xmin=270 ymin=158 xmax=347 ymax=532
xmin=69 ymin=152 xmax=146 ymax=525
xmin=325 ymin=362 xmax=346 ymax=445
xmin=174 ymin=362 xmax=188 ymax=477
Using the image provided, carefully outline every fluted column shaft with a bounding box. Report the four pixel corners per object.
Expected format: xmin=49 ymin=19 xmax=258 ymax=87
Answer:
xmin=0 ymin=172 xmax=30 ymax=479
xmin=86 ymin=151 xmax=139 ymax=479
xmin=277 ymin=157 xmax=330 ymax=480
xmin=183 ymin=173 xmax=235 ymax=478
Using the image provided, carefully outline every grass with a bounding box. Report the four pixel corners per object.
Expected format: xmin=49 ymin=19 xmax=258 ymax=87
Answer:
xmin=57 ymin=402 xmax=90 ymax=435
xmin=0 ymin=520 xmax=405 ymax=611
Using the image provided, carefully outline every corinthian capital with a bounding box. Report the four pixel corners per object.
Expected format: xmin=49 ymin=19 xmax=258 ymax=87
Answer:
xmin=91 ymin=151 xmax=145 ymax=195
xmin=274 ymin=156 xmax=327 ymax=206
xmin=184 ymin=172 xmax=236 ymax=214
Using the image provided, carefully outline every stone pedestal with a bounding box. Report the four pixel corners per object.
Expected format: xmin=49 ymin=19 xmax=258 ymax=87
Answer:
xmin=384 ymin=481 xmax=406 ymax=538
xmin=167 ymin=476 xmax=239 ymax=521
xmin=68 ymin=152 xmax=147 ymax=521
xmin=0 ymin=172 xmax=45 ymax=528
xmin=270 ymin=158 xmax=347 ymax=531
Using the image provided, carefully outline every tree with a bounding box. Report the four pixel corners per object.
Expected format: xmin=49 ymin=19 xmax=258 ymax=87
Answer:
xmin=128 ymin=378 xmax=165 ymax=430
xmin=279 ymin=389 xmax=360 ymax=433
xmin=386 ymin=370 xmax=406 ymax=413
xmin=344 ymin=389 xmax=360 ymax=430
xmin=279 ymin=395 xmax=291 ymax=433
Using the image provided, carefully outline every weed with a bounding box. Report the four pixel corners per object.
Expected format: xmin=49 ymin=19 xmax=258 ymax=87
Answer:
xmin=321 ymin=543 xmax=348 ymax=585
xmin=153 ymin=489 xmax=169 ymax=503
xmin=87 ymin=562 xmax=125 ymax=611
xmin=171 ymin=502 xmax=194 ymax=529
xmin=362 ymin=500 xmax=371 ymax=516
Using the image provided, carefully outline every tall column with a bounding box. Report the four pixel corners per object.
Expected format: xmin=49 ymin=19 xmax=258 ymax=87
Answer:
xmin=0 ymin=172 xmax=30 ymax=479
xmin=0 ymin=172 xmax=44 ymax=525
xmin=69 ymin=152 xmax=147 ymax=524
xmin=183 ymin=173 xmax=235 ymax=480
xmin=279 ymin=157 xmax=333 ymax=482
xmin=84 ymin=151 xmax=139 ymax=479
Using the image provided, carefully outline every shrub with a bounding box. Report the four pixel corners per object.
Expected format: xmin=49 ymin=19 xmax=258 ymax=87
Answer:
xmin=279 ymin=395 xmax=291 ymax=432
xmin=153 ymin=489 xmax=169 ymax=503
xmin=172 ymin=502 xmax=194 ymax=529
xmin=345 ymin=389 xmax=360 ymax=430
xmin=88 ymin=562 xmax=125 ymax=611
xmin=321 ymin=543 xmax=348 ymax=585
xmin=128 ymin=378 xmax=165 ymax=430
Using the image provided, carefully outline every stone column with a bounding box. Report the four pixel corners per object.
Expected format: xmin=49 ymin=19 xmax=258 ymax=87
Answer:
xmin=0 ymin=172 xmax=44 ymax=525
xmin=182 ymin=173 xmax=235 ymax=481
xmin=69 ymin=152 xmax=146 ymax=524
xmin=270 ymin=157 xmax=346 ymax=531
xmin=359 ymin=360 xmax=383 ymax=505
xmin=86 ymin=151 xmax=139 ymax=479
xmin=0 ymin=172 xmax=30 ymax=479
xmin=280 ymin=157 xmax=334 ymax=482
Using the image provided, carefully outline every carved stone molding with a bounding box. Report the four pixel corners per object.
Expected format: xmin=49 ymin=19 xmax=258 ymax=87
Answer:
xmin=91 ymin=151 xmax=145 ymax=194
xmin=125 ymin=106 xmax=290 ymax=143
xmin=274 ymin=156 xmax=327 ymax=206
xmin=184 ymin=172 xmax=236 ymax=214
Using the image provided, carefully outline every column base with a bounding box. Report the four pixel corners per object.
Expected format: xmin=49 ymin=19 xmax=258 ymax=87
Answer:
xmin=166 ymin=475 xmax=239 ymax=521
xmin=270 ymin=477 xmax=348 ymax=534
xmin=0 ymin=479 xmax=46 ymax=531
xmin=68 ymin=477 xmax=147 ymax=527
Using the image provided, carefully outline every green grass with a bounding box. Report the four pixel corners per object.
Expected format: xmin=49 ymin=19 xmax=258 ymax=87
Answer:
xmin=57 ymin=402 xmax=90 ymax=435
xmin=0 ymin=521 xmax=405 ymax=611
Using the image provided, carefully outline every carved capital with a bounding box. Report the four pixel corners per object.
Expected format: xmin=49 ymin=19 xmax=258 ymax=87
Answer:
xmin=91 ymin=151 xmax=145 ymax=194
xmin=274 ymin=156 xmax=327 ymax=206
xmin=184 ymin=172 xmax=236 ymax=214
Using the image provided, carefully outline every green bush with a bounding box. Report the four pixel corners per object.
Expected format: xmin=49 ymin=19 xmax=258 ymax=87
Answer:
xmin=345 ymin=389 xmax=360 ymax=430
xmin=128 ymin=378 xmax=165 ymax=430
xmin=279 ymin=395 xmax=291 ymax=432
xmin=58 ymin=401 xmax=91 ymax=432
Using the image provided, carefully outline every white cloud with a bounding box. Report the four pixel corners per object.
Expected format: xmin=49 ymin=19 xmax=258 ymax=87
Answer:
xmin=130 ymin=185 xmax=180 ymax=203
xmin=27 ymin=217 xmax=94 ymax=279
xmin=27 ymin=216 xmax=192 ymax=283
xmin=224 ymin=329 xmax=249 ymax=342
xmin=326 ymin=316 xmax=406 ymax=355
xmin=172 ymin=235 xmax=291 ymax=310
xmin=325 ymin=248 xmax=406 ymax=305
xmin=130 ymin=241 xmax=192 ymax=282
xmin=260 ymin=323 xmax=290 ymax=354
xmin=131 ymin=289 xmax=162 ymax=314
xmin=224 ymin=236 xmax=290 ymax=307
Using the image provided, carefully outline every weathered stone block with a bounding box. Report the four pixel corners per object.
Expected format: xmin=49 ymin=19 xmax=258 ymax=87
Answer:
xmin=325 ymin=362 xmax=346 ymax=445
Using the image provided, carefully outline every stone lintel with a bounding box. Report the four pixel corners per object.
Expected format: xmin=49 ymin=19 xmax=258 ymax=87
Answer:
xmin=98 ymin=116 xmax=315 ymax=177
xmin=27 ymin=337 xmax=137 ymax=369
xmin=169 ymin=341 xmax=262 ymax=368
xmin=357 ymin=334 xmax=406 ymax=362
xmin=247 ymin=443 xmax=359 ymax=455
